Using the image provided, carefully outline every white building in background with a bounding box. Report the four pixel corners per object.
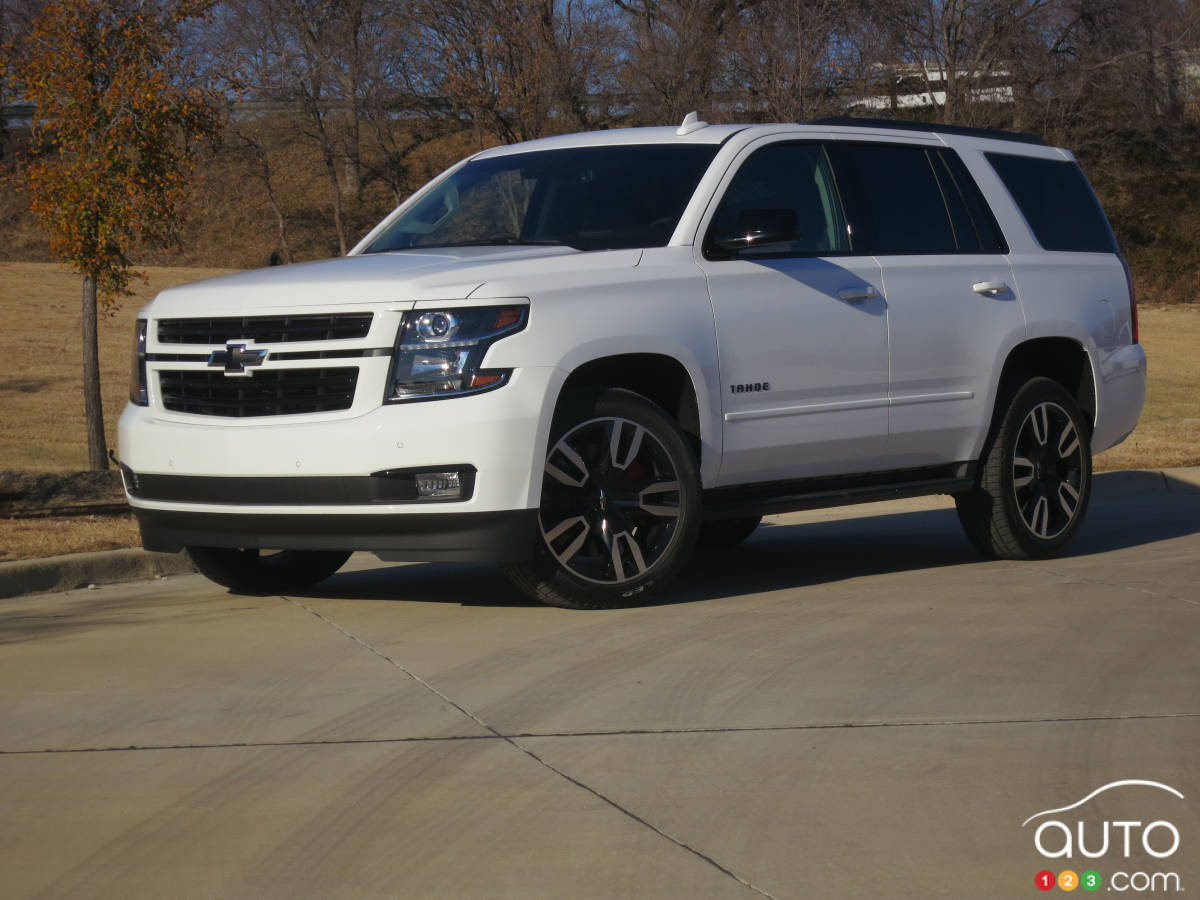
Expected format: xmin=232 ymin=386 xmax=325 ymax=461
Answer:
xmin=850 ymin=63 xmax=1014 ymax=112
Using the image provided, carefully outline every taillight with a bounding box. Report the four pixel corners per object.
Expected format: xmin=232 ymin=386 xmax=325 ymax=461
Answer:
xmin=1119 ymin=257 xmax=1139 ymax=344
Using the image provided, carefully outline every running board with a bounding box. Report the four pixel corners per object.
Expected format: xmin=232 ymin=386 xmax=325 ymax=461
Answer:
xmin=702 ymin=463 xmax=976 ymax=520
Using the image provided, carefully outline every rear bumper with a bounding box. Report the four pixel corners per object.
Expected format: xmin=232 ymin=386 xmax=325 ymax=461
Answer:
xmin=134 ymin=506 xmax=538 ymax=562
xmin=1090 ymin=342 xmax=1147 ymax=453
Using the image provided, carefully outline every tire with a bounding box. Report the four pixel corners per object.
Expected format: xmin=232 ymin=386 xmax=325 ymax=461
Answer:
xmin=955 ymin=377 xmax=1092 ymax=560
xmin=696 ymin=516 xmax=762 ymax=549
xmin=186 ymin=547 xmax=352 ymax=593
xmin=501 ymin=388 xmax=702 ymax=609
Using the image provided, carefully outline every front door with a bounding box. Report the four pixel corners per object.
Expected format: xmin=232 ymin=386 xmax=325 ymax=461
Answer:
xmin=695 ymin=141 xmax=890 ymax=486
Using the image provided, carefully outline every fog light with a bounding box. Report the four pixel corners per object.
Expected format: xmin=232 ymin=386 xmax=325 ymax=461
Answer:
xmin=415 ymin=471 xmax=463 ymax=499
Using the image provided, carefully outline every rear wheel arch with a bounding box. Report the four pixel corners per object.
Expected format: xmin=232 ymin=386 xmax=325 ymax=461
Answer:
xmin=995 ymin=337 xmax=1096 ymax=427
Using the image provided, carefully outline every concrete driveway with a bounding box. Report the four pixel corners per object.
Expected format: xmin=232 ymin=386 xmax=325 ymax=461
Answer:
xmin=2 ymin=473 xmax=1198 ymax=898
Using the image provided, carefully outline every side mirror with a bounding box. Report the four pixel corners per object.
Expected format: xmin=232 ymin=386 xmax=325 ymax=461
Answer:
xmin=710 ymin=208 xmax=801 ymax=255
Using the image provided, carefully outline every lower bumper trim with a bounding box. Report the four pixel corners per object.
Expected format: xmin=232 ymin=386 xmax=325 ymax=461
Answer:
xmin=134 ymin=507 xmax=538 ymax=562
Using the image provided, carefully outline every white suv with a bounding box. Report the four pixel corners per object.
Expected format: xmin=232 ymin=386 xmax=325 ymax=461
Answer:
xmin=118 ymin=116 xmax=1147 ymax=608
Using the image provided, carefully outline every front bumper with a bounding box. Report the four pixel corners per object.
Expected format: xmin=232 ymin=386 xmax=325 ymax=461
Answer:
xmin=118 ymin=364 xmax=563 ymax=560
xmin=133 ymin=506 xmax=538 ymax=561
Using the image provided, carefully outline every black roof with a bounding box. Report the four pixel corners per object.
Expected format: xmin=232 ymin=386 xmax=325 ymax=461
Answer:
xmin=807 ymin=116 xmax=1046 ymax=146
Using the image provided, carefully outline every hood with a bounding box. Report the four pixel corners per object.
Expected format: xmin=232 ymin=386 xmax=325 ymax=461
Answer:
xmin=146 ymin=246 xmax=640 ymax=316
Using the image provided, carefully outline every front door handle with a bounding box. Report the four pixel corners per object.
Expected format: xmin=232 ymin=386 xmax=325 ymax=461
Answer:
xmin=972 ymin=281 xmax=1010 ymax=296
xmin=838 ymin=286 xmax=877 ymax=303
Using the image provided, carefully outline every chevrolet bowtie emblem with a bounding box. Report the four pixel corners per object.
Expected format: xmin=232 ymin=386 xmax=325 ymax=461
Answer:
xmin=208 ymin=343 xmax=269 ymax=376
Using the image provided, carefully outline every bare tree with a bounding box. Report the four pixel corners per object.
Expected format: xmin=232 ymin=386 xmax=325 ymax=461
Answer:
xmin=988 ymin=0 xmax=1195 ymax=149
xmin=231 ymin=120 xmax=295 ymax=263
xmin=724 ymin=0 xmax=846 ymax=122
xmin=212 ymin=0 xmax=417 ymax=254
xmin=413 ymin=0 xmax=615 ymax=144
xmin=613 ymin=0 xmax=756 ymax=123
xmin=858 ymin=0 xmax=1067 ymax=125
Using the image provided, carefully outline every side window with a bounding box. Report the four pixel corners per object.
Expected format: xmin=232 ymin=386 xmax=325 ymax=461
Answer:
xmin=831 ymin=144 xmax=957 ymax=255
xmin=986 ymin=153 xmax=1119 ymax=253
xmin=704 ymin=143 xmax=849 ymax=259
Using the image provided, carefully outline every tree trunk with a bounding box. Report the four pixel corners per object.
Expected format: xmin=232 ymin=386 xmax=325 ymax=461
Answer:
xmin=262 ymin=164 xmax=293 ymax=263
xmin=323 ymin=145 xmax=348 ymax=255
xmin=81 ymin=273 xmax=108 ymax=470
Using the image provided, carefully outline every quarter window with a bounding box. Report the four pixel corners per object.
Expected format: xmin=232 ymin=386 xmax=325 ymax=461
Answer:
xmin=986 ymin=153 xmax=1118 ymax=253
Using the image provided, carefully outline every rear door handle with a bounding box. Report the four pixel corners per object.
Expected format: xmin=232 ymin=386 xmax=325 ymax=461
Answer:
xmin=838 ymin=286 xmax=877 ymax=303
xmin=972 ymin=281 xmax=1009 ymax=296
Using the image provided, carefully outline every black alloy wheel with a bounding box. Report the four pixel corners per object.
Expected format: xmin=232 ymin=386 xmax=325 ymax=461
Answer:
xmin=1010 ymin=400 xmax=1086 ymax=540
xmin=955 ymin=377 xmax=1093 ymax=559
xmin=502 ymin=389 xmax=702 ymax=608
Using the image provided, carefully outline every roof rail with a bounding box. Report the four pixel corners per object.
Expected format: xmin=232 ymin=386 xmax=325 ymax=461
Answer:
xmin=806 ymin=116 xmax=1046 ymax=146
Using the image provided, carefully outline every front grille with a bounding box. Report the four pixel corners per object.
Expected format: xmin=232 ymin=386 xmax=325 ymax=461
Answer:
xmin=160 ymin=368 xmax=358 ymax=417
xmin=157 ymin=313 xmax=373 ymax=345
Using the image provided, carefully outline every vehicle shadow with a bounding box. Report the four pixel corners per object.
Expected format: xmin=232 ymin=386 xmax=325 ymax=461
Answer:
xmin=308 ymin=562 xmax=541 ymax=608
xmin=308 ymin=480 xmax=1200 ymax=607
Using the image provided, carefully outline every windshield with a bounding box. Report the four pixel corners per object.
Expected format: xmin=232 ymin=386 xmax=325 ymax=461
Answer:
xmin=362 ymin=144 xmax=720 ymax=253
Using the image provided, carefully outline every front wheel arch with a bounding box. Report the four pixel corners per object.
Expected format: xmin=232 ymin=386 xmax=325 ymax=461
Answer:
xmin=553 ymin=353 xmax=705 ymax=465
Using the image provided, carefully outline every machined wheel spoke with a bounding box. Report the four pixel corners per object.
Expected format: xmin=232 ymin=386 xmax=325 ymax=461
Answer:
xmin=609 ymin=420 xmax=646 ymax=470
xmin=544 ymin=515 xmax=590 ymax=565
xmin=545 ymin=439 xmax=590 ymax=487
xmin=638 ymin=479 xmax=680 ymax=517
xmin=1056 ymin=421 xmax=1080 ymax=460
xmin=1028 ymin=403 xmax=1051 ymax=446
xmin=1026 ymin=495 xmax=1051 ymax=538
xmin=610 ymin=531 xmax=648 ymax=582
xmin=1057 ymin=480 xmax=1081 ymax=519
xmin=1012 ymin=454 xmax=1036 ymax=489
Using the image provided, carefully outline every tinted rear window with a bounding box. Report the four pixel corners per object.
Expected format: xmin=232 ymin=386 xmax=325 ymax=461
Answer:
xmin=986 ymin=154 xmax=1118 ymax=253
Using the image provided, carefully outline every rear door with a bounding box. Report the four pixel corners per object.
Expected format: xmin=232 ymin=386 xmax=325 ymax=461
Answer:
xmin=829 ymin=141 xmax=1024 ymax=466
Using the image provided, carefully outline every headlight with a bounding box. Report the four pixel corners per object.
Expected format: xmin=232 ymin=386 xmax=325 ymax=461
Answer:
xmin=129 ymin=318 xmax=148 ymax=406
xmin=385 ymin=305 xmax=527 ymax=402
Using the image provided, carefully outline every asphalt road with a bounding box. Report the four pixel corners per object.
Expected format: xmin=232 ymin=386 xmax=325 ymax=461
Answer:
xmin=2 ymin=475 xmax=1198 ymax=898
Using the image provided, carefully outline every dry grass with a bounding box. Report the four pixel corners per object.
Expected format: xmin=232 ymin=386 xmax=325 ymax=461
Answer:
xmin=0 ymin=261 xmax=238 ymax=471
xmin=1093 ymin=305 xmax=1200 ymax=471
xmin=0 ymin=261 xmax=1195 ymax=559
xmin=0 ymin=515 xmax=141 ymax=563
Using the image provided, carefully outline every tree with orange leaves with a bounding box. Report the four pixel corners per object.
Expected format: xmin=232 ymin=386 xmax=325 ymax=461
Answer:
xmin=13 ymin=0 xmax=220 ymax=470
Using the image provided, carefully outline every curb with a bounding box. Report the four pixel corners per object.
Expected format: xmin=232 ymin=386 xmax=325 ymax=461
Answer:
xmin=1 ymin=468 xmax=1196 ymax=601
xmin=1094 ymin=467 xmax=1200 ymax=496
xmin=0 ymin=549 xmax=194 ymax=600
